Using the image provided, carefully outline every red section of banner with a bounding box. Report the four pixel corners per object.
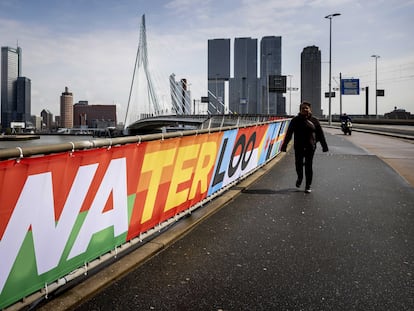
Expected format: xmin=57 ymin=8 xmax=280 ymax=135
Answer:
xmin=0 ymin=152 xmax=87 ymax=238
xmin=126 ymin=132 xmax=222 ymax=239
xmin=236 ymin=126 xmax=268 ymax=156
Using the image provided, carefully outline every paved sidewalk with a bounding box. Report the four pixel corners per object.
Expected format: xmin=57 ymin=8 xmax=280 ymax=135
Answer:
xmin=42 ymin=130 xmax=414 ymax=311
xmin=324 ymin=127 xmax=414 ymax=186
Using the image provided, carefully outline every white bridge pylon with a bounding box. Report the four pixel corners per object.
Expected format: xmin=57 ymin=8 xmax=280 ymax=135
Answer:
xmin=124 ymin=14 xmax=162 ymax=129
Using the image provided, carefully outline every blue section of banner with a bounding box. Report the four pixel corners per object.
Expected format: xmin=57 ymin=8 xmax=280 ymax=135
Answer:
xmin=208 ymin=129 xmax=238 ymax=196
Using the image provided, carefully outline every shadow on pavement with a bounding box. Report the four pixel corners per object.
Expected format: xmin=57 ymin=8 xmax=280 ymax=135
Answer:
xmin=242 ymin=188 xmax=302 ymax=194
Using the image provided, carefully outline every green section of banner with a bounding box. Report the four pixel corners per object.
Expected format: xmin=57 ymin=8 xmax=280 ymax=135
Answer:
xmin=0 ymin=197 xmax=136 ymax=309
xmin=128 ymin=194 xmax=136 ymax=223
xmin=0 ymin=191 xmax=137 ymax=309
xmin=1 ymin=230 xmax=40 ymax=308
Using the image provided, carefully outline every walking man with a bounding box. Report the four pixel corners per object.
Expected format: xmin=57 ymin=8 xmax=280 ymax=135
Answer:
xmin=280 ymin=102 xmax=329 ymax=193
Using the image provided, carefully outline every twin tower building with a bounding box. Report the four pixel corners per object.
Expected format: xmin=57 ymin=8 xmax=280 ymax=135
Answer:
xmin=1 ymin=46 xmax=31 ymax=130
xmin=207 ymin=37 xmax=322 ymax=117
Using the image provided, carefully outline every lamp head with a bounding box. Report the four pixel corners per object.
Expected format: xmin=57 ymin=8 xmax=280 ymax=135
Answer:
xmin=325 ymin=13 xmax=341 ymax=19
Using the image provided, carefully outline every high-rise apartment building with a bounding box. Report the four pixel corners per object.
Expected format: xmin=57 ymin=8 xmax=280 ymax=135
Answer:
xmin=60 ymin=86 xmax=73 ymax=128
xmin=301 ymin=46 xmax=322 ymax=117
xmin=207 ymin=39 xmax=230 ymax=114
xmin=229 ymin=37 xmax=258 ymax=114
xmin=1 ymin=46 xmax=23 ymax=129
xmin=260 ymin=36 xmax=285 ymax=115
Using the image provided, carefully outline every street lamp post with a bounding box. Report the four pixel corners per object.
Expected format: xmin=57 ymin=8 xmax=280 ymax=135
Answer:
xmin=267 ymin=73 xmax=269 ymax=115
xmin=287 ymin=74 xmax=293 ymax=115
xmin=325 ymin=13 xmax=341 ymax=125
xmin=371 ymin=54 xmax=380 ymax=119
xmin=266 ymin=53 xmax=272 ymax=114
xmin=215 ymin=74 xmax=218 ymax=113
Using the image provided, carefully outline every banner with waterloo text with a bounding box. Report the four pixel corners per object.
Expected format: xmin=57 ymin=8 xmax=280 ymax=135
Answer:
xmin=0 ymin=120 xmax=288 ymax=309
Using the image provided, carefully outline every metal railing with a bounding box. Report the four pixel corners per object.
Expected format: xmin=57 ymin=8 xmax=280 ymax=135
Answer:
xmin=0 ymin=118 xmax=279 ymax=161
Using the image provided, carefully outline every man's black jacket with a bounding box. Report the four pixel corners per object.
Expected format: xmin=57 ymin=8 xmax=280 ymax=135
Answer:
xmin=281 ymin=114 xmax=328 ymax=152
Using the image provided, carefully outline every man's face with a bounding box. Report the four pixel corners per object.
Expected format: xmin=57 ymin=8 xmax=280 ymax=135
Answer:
xmin=300 ymin=104 xmax=311 ymax=117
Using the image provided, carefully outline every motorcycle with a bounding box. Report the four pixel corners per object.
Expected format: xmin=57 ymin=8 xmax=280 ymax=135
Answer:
xmin=341 ymin=120 xmax=352 ymax=135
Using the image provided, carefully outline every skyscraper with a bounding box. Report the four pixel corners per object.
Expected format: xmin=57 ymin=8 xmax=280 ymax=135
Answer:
xmin=208 ymin=36 xmax=285 ymax=115
xmin=41 ymin=109 xmax=54 ymax=130
xmin=301 ymin=46 xmax=322 ymax=117
xmin=207 ymin=39 xmax=230 ymax=114
xmin=169 ymin=74 xmax=191 ymax=115
xmin=1 ymin=46 xmax=22 ymax=129
xmin=260 ymin=36 xmax=285 ymax=115
xmin=16 ymin=77 xmax=31 ymax=125
xmin=60 ymin=86 xmax=73 ymax=128
xmin=229 ymin=37 xmax=258 ymax=114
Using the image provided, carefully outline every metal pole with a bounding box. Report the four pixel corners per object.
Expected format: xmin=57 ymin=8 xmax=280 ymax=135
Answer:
xmin=325 ymin=13 xmax=340 ymax=125
xmin=375 ymin=57 xmax=378 ymax=118
xmin=267 ymin=57 xmax=269 ymax=114
xmin=371 ymin=55 xmax=380 ymax=119
xmin=266 ymin=52 xmax=272 ymax=115
xmin=288 ymin=75 xmax=292 ymax=115
xmin=339 ymin=72 xmax=342 ymax=116
xmin=328 ymin=17 xmax=332 ymax=125
xmin=215 ymin=76 xmax=218 ymax=113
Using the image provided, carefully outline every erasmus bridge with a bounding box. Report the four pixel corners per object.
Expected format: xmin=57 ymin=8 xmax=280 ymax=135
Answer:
xmin=122 ymin=15 xmax=272 ymax=136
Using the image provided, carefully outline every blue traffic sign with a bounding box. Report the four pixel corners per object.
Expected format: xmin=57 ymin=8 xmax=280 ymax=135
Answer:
xmin=341 ymin=78 xmax=360 ymax=95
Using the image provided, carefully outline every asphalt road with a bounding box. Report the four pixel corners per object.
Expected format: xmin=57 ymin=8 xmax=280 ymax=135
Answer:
xmin=40 ymin=128 xmax=414 ymax=311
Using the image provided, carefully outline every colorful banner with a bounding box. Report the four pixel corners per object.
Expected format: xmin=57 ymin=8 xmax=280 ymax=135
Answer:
xmin=0 ymin=120 xmax=288 ymax=308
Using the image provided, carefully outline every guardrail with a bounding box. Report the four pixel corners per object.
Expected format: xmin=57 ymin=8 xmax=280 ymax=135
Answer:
xmin=319 ymin=116 xmax=414 ymax=126
xmin=323 ymin=122 xmax=414 ymax=140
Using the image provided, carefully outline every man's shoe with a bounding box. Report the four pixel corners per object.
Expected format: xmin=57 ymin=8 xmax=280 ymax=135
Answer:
xmin=296 ymin=179 xmax=302 ymax=188
xmin=305 ymin=186 xmax=312 ymax=193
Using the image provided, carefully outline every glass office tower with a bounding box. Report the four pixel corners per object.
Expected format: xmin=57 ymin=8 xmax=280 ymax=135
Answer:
xmin=16 ymin=77 xmax=31 ymax=124
xmin=207 ymin=39 xmax=230 ymax=114
xmin=301 ymin=46 xmax=322 ymax=117
xmin=229 ymin=37 xmax=258 ymax=114
xmin=1 ymin=46 xmax=22 ymax=129
xmin=259 ymin=36 xmax=285 ymax=115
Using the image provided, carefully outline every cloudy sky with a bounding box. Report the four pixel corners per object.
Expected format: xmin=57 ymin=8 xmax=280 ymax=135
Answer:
xmin=1 ymin=0 xmax=413 ymax=123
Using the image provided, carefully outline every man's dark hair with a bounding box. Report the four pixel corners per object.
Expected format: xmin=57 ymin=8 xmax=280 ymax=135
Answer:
xmin=301 ymin=101 xmax=311 ymax=108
